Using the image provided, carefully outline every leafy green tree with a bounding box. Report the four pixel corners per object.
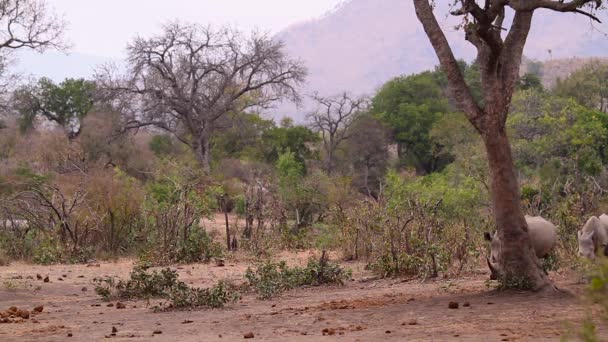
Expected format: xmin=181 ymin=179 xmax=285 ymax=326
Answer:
xmin=509 ymin=89 xmax=608 ymax=179
xmin=372 ymin=71 xmax=450 ymax=174
xmin=212 ymin=113 xmax=275 ymax=161
xmin=276 ymin=151 xmax=307 ymax=230
xmin=261 ymin=124 xmax=318 ymax=167
xmin=14 ymin=77 xmax=96 ymax=138
xmin=517 ymin=73 xmax=544 ymax=92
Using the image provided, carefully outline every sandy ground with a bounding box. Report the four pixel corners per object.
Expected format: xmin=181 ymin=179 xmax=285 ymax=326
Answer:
xmin=0 ymin=250 xmax=604 ymax=342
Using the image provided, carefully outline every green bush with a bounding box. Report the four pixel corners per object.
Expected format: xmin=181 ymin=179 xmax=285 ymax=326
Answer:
xmin=32 ymin=237 xmax=63 ymax=265
xmin=175 ymin=228 xmax=223 ymax=264
xmin=94 ymin=266 xmax=240 ymax=310
xmin=245 ymin=253 xmax=351 ymax=300
xmin=139 ymin=227 xmax=222 ymax=266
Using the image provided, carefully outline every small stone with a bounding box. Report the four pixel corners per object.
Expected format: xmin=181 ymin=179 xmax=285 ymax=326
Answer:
xmin=407 ymin=319 xmax=418 ymax=325
xmin=153 ymin=330 xmax=162 ymax=334
xmin=116 ymin=302 xmax=126 ymax=309
xmin=8 ymin=307 xmax=17 ymax=313
xmin=81 ymin=287 xmax=88 ymax=292
xmin=18 ymin=310 xmax=30 ymax=319
xmin=78 ymin=275 xmax=85 ymax=278
xmin=67 ymin=333 xmax=73 ymax=337
xmin=181 ymin=320 xmax=193 ymax=324
xmin=62 ymin=274 xmax=67 ymax=278
xmin=385 ymin=330 xmax=392 ymax=334
xmin=448 ymin=302 xmax=459 ymax=309
xmin=487 ymin=302 xmax=494 ymax=305
xmin=36 ymin=274 xmax=42 ymax=280
xmin=463 ymin=302 xmax=471 ymax=307
xmin=243 ymin=332 xmax=254 ymax=339
xmin=43 ymin=276 xmax=49 ymax=283
xmin=58 ymin=278 xmax=64 ymax=281
xmin=112 ymin=326 xmax=118 ymax=333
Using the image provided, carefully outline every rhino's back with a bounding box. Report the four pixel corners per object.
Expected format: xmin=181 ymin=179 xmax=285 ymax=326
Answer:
xmin=596 ymin=214 xmax=608 ymax=246
xmin=526 ymin=216 xmax=558 ymax=258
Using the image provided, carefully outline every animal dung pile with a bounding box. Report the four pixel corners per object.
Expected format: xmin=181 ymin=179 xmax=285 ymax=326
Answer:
xmin=0 ymin=305 xmax=43 ymax=323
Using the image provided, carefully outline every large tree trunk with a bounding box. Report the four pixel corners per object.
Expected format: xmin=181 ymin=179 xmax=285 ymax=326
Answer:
xmin=326 ymin=143 xmax=334 ymax=176
xmin=482 ymin=126 xmax=552 ymax=290
xmin=193 ymin=133 xmax=211 ymax=174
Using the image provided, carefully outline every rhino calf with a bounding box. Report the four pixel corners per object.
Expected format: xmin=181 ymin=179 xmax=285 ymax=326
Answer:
xmin=484 ymin=215 xmax=558 ymax=280
xmin=578 ymin=215 xmax=608 ymax=259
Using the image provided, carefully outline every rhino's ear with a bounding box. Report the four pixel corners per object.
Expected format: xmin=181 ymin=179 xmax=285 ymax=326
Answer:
xmin=589 ymin=230 xmax=595 ymax=239
xmin=484 ymin=232 xmax=492 ymax=242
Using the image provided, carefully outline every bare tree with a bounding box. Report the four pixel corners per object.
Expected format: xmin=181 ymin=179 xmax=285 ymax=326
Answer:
xmin=413 ymin=0 xmax=604 ymax=290
xmin=308 ymin=92 xmax=368 ymax=175
xmin=0 ymin=0 xmax=66 ymax=91
xmin=97 ymin=23 xmax=306 ymax=173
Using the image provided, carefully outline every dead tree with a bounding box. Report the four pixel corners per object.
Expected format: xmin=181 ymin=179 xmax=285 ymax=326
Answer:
xmin=97 ymin=23 xmax=306 ymax=173
xmin=308 ymin=92 xmax=368 ymax=175
xmin=0 ymin=0 xmax=65 ymax=92
xmin=413 ymin=0 xmax=604 ymax=290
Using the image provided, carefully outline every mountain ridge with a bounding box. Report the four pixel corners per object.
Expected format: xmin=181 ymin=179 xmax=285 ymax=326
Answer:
xmin=274 ymin=0 xmax=608 ymax=121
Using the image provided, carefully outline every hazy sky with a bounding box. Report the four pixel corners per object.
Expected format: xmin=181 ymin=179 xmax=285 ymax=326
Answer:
xmin=47 ymin=0 xmax=345 ymax=57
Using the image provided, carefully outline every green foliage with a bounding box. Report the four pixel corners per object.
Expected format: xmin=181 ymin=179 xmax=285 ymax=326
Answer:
xmin=372 ymin=70 xmax=452 ymax=173
xmin=32 ymin=237 xmax=63 ymax=265
xmin=245 ymin=255 xmax=351 ymax=299
xmin=140 ymin=159 xmax=219 ymax=265
xmin=149 ymin=135 xmax=177 ymax=157
xmin=94 ymin=266 xmax=239 ymax=310
xmin=212 ymin=112 xmax=275 ymax=160
xmin=517 ymin=73 xmax=544 ymax=92
xmin=261 ymin=124 xmax=319 ymax=166
xmin=334 ymin=168 xmax=486 ymax=279
xmin=14 ymin=77 xmax=96 ymax=137
xmin=565 ymin=259 xmax=608 ymax=341
xmin=554 ymin=61 xmax=608 ymax=113
xmin=174 ymin=228 xmax=223 ymax=264
xmin=510 ymin=90 xmax=608 ymax=177
xmin=277 ymin=150 xmax=304 ymax=181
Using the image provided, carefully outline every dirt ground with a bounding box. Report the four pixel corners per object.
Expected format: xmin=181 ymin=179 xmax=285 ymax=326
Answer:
xmin=0 ymin=250 xmax=604 ymax=342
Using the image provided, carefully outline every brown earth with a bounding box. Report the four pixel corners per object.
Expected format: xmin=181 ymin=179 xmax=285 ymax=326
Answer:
xmin=0 ymin=252 xmax=604 ymax=342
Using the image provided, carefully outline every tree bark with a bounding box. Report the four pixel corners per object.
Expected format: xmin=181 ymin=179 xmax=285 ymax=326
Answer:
xmin=225 ymin=210 xmax=231 ymax=251
xmin=193 ymin=133 xmax=212 ymax=174
xmin=482 ymin=127 xmax=552 ymax=290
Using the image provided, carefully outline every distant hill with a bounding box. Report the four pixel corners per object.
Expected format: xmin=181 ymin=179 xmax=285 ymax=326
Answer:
xmin=275 ymin=0 xmax=608 ymax=121
xmin=527 ymin=57 xmax=608 ymax=89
